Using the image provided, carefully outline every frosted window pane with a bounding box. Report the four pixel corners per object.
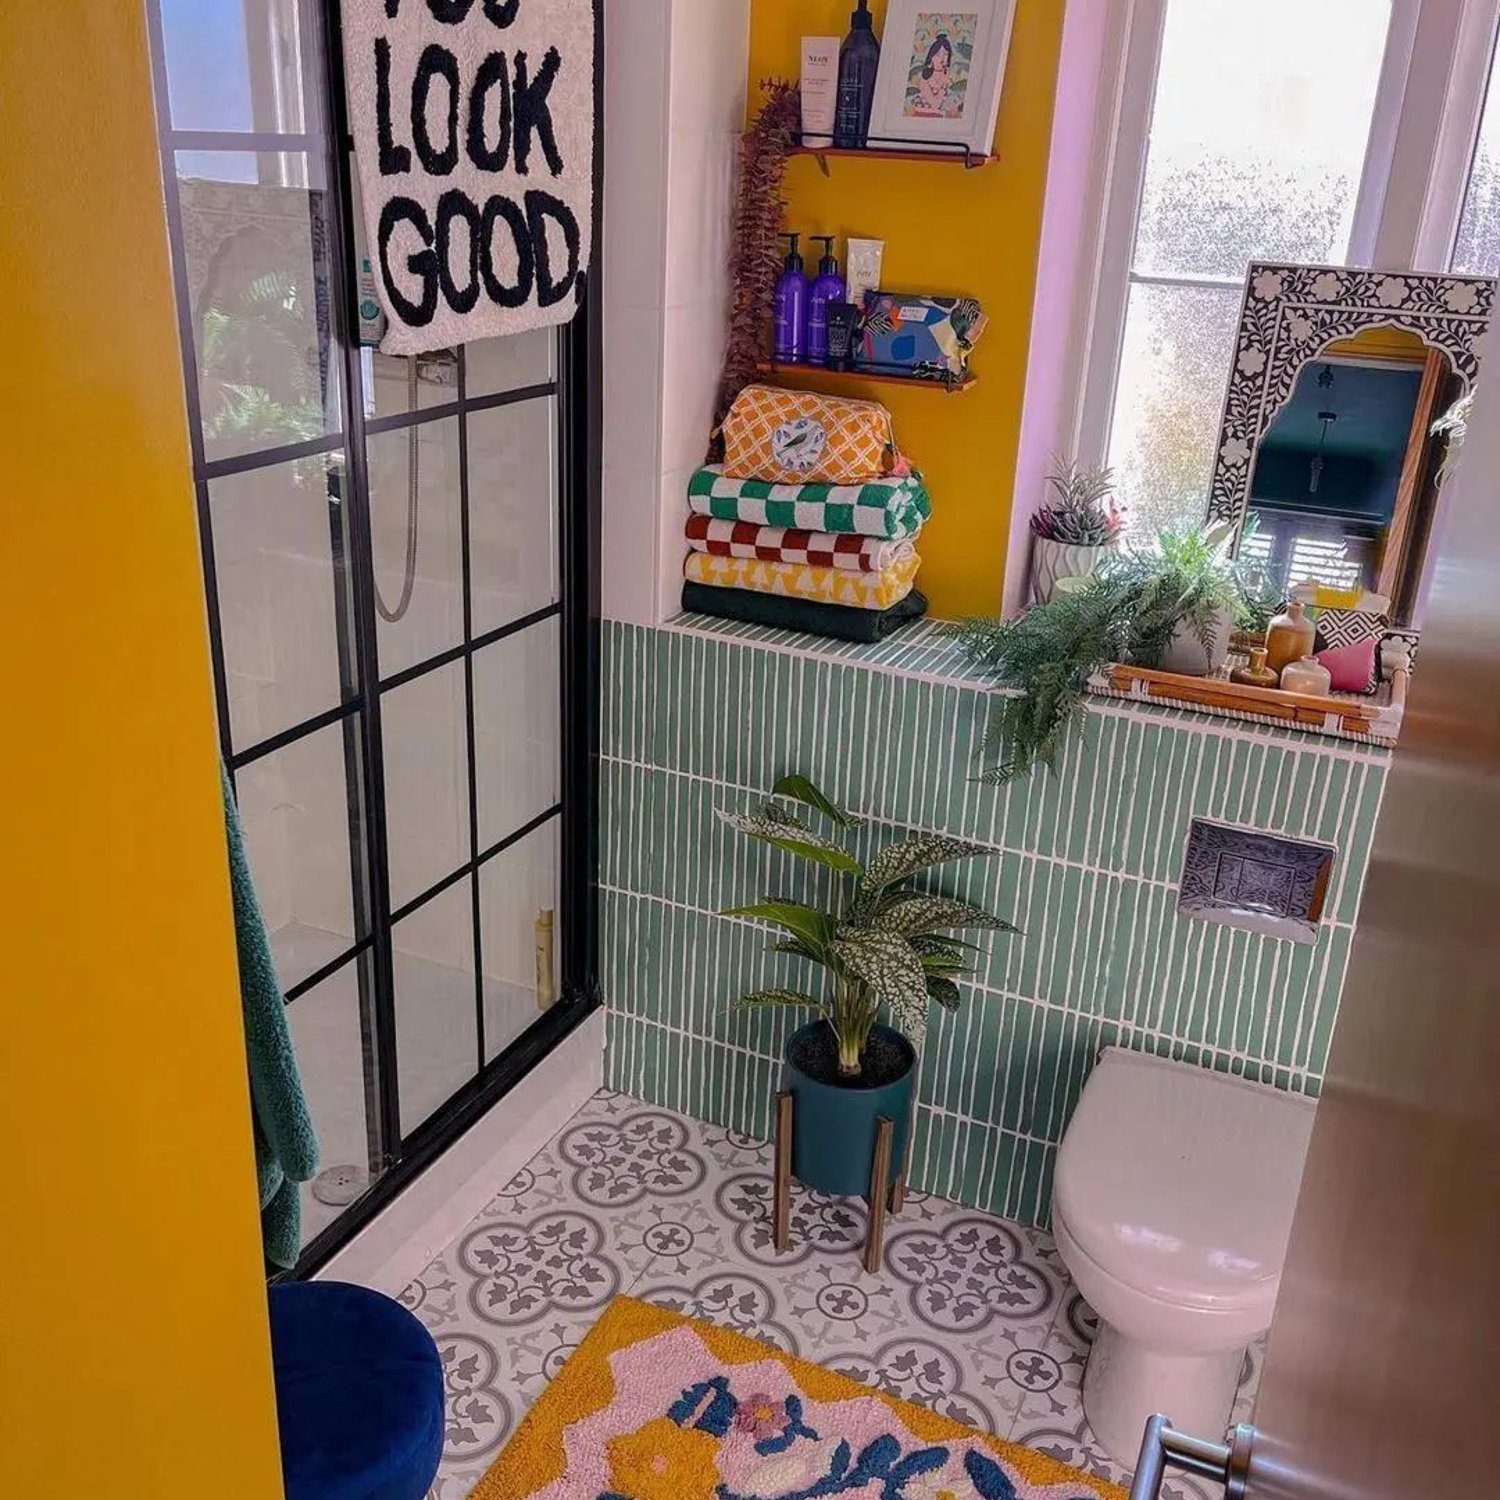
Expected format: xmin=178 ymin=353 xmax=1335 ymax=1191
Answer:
xmin=1108 ymin=282 xmax=1242 ymax=539
xmin=1453 ymin=42 xmax=1500 ymax=275
xmin=1133 ymin=0 xmax=1391 ymax=280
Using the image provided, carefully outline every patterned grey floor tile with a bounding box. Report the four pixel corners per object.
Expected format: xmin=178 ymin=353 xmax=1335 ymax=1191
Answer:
xmin=883 ymin=1211 xmax=1066 ymax=1337
xmin=631 ymin=1250 xmax=807 ymax=1356
xmin=408 ymin=1089 xmax=1259 ymax=1500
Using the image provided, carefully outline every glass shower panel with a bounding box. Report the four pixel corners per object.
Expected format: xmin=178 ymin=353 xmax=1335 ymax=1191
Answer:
xmin=368 ymin=416 xmax=464 ymax=677
xmin=234 ymin=720 xmax=362 ymax=990
xmin=480 ymin=820 xmax=561 ymax=1063
xmin=210 ymin=453 xmax=350 ymax=748
xmin=362 ymin=348 xmax=460 ymax=421
xmin=173 ymin=150 xmax=343 ymax=465
xmin=465 ymin=330 xmax=556 ymax=397
xmin=381 ymin=661 xmax=470 ymax=910
xmin=284 ymin=958 xmax=381 ymax=1247
xmin=392 ymin=882 xmax=479 ymax=1136
xmin=472 ymin=616 xmax=561 ymax=849
xmin=467 ymin=398 xmax=559 ymax=635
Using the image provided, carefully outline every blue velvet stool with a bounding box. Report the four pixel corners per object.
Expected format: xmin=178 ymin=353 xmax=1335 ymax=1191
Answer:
xmin=269 ymin=1281 xmax=445 ymax=1500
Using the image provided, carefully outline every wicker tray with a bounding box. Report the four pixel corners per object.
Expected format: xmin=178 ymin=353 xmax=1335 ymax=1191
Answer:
xmin=1090 ymin=662 xmax=1408 ymax=744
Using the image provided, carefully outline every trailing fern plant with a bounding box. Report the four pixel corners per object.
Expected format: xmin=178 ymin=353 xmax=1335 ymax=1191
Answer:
xmin=718 ymin=775 xmax=1016 ymax=1076
xmin=957 ymin=526 xmax=1245 ymax=784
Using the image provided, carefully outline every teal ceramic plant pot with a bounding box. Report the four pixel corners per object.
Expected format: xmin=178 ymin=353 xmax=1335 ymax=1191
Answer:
xmin=782 ymin=1021 xmax=915 ymax=1198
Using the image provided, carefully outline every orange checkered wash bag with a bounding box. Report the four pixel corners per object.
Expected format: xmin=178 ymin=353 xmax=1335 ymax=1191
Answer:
xmin=719 ymin=385 xmax=905 ymax=485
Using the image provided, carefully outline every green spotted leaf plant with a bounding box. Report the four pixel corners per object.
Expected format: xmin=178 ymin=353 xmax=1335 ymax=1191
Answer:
xmin=717 ymin=774 xmax=1018 ymax=1077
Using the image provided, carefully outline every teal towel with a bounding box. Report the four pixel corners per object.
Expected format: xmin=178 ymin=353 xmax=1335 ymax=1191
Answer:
xmin=222 ymin=766 xmax=319 ymax=1269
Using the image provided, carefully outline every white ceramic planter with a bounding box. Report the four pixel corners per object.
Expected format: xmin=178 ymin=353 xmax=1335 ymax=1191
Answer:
xmin=1159 ymin=604 xmax=1235 ymax=677
xmin=1029 ymin=537 xmax=1116 ymax=606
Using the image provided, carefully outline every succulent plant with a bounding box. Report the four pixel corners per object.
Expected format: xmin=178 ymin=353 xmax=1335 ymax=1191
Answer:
xmin=1030 ymin=461 xmax=1126 ymax=546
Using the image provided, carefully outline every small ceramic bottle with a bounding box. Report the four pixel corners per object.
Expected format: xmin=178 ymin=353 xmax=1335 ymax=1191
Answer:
xmin=1231 ymin=647 xmax=1279 ymax=688
xmin=1279 ymin=655 xmax=1334 ymax=696
xmin=1266 ymin=600 xmax=1316 ymax=676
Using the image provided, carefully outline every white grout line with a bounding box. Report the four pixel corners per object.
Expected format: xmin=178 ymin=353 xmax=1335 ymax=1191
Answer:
xmin=599 ymin=756 xmax=1362 ymax=934
xmin=600 ymin=882 xmax=1328 ymax=1084
xmin=648 ymin=617 xmax=1395 ymax=766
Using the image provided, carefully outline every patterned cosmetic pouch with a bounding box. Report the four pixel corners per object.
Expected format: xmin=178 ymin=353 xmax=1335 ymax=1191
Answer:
xmin=720 ymin=385 xmax=901 ymax=485
xmin=687 ymin=465 xmax=931 ymax=540
xmin=859 ymin=293 xmax=988 ymax=380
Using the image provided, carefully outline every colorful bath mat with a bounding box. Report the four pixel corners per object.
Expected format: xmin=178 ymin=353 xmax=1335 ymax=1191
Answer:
xmin=470 ymin=1296 xmax=1125 ymax=1500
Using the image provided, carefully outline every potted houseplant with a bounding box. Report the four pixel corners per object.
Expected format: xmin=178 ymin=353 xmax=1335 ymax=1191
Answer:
xmin=1028 ymin=461 xmax=1126 ymax=605
xmin=957 ymin=526 xmax=1247 ymax=783
xmin=717 ymin=774 xmax=1016 ymax=1199
xmin=1151 ymin=526 xmax=1242 ymax=674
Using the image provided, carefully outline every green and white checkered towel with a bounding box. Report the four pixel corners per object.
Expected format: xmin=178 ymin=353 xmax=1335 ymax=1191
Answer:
xmin=687 ymin=465 xmax=932 ymax=540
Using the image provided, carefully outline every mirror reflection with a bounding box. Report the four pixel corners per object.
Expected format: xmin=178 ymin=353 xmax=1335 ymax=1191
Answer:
xmin=1241 ymin=330 xmax=1457 ymax=622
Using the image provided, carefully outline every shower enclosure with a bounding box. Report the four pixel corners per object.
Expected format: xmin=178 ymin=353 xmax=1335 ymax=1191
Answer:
xmin=145 ymin=0 xmax=600 ymax=1264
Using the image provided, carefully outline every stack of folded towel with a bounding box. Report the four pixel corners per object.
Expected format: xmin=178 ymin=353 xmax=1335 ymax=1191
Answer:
xmin=681 ymin=466 xmax=931 ymax=642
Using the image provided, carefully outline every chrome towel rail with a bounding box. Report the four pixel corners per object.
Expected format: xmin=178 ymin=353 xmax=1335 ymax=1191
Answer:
xmin=1129 ymin=1415 xmax=1255 ymax=1500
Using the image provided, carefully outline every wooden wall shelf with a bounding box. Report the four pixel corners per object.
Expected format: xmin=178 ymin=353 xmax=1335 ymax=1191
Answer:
xmin=756 ymin=360 xmax=978 ymax=396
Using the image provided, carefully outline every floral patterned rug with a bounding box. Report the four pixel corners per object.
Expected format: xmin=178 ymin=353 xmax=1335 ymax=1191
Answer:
xmin=470 ymin=1295 xmax=1126 ymax=1500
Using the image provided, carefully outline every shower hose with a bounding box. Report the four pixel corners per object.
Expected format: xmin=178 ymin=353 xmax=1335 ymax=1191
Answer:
xmin=373 ymin=357 xmax=421 ymax=624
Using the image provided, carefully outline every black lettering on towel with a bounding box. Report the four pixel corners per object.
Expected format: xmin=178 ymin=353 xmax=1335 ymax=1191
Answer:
xmin=411 ymin=44 xmax=461 ymax=175
xmin=512 ymin=47 xmax=563 ymax=176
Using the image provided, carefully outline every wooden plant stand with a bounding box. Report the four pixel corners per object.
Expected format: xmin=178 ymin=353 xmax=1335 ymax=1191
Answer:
xmin=772 ymin=1090 xmax=911 ymax=1274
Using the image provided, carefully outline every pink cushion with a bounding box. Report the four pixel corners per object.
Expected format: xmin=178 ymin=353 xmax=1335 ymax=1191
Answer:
xmin=1316 ymin=635 xmax=1378 ymax=694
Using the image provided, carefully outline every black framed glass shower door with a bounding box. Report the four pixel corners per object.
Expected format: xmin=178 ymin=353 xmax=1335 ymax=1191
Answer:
xmin=144 ymin=0 xmax=600 ymax=1269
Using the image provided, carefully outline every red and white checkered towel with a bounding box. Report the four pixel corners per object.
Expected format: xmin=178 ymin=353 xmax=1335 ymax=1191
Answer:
xmin=684 ymin=514 xmax=917 ymax=573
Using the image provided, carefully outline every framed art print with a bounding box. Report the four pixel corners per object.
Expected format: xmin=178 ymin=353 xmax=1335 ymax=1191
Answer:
xmin=867 ymin=1 xmax=1016 ymax=156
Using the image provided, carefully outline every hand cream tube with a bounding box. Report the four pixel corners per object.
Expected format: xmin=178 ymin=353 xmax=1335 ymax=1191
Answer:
xmin=800 ymin=36 xmax=840 ymax=148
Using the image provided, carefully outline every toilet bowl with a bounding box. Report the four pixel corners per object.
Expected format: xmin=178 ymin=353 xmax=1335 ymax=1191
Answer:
xmin=1052 ymin=1048 xmax=1315 ymax=1466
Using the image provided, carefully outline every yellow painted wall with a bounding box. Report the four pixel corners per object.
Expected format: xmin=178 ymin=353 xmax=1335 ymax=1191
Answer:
xmin=747 ymin=0 xmax=1064 ymax=616
xmin=0 ymin=9 xmax=284 ymax=1497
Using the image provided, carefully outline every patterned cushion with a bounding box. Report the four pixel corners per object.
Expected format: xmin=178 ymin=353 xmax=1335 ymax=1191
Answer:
xmin=1314 ymin=605 xmax=1387 ymax=653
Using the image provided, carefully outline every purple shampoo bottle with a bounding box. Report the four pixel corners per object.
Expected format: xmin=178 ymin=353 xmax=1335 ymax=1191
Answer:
xmin=807 ymin=236 xmax=846 ymax=365
xmin=773 ymin=232 xmax=810 ymax=363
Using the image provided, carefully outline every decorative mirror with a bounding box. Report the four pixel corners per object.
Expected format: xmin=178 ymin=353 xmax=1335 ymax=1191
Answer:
xmin=1207 ymin=262 xmax=1494 ymax=627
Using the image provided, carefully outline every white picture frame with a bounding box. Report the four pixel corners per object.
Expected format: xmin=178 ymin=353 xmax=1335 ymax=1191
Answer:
xmin=867 ymin=2 xmax=1016 ymax=158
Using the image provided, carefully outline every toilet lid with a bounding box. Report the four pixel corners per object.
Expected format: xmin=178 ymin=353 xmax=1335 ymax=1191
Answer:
xmin=1055 ymin=1049 xmax=1317 ymax=1312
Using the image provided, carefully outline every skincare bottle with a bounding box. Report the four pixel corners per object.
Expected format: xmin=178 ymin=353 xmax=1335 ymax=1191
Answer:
xmin=773 ymin=233 xmax=810 ymax=363
xmin=800 ymin=36 xmax=841 ymax=149
xmin=845 ymin=236 xmax=885 ymax=311
xmin=824 ymin=301 xmax=860 ymax=371
xmin=807 ymin=236 xmax=847 ymax=365
xmin=357 ymin=256 xmax=386 ymax=346
xmin=833 ymin=0 xmax=880 ymax=150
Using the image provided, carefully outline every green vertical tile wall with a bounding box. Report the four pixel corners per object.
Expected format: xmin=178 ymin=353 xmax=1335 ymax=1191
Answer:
xmin=600 ymin=620 xmax=1390 ymax=1228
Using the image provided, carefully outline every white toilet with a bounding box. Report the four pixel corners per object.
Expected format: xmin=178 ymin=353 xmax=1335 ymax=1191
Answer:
xmin=1052 ymin=1048 xmax=1316 ymax=1467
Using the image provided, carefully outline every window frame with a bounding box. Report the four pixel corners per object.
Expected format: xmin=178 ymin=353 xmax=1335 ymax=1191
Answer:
xmin=1021 ymin=0 xmax=1500 ymax=602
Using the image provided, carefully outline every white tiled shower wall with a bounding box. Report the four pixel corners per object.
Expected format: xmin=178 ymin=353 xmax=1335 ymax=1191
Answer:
xmin=601 ymin=0 xmax=751 ymax=626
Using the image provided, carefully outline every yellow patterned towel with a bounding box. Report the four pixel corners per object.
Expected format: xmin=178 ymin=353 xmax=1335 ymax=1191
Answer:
xmin=684 ymin=550 xmax=920 ymax=611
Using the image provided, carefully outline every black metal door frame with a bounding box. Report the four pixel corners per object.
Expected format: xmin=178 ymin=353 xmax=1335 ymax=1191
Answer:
xmin=144 ymin=0 xmax=603 ymax=1275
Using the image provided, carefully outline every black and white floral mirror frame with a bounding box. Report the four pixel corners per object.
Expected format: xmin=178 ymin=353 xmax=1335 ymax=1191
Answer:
xmin=1206 ymin=261 xmax=1495 ymax=534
